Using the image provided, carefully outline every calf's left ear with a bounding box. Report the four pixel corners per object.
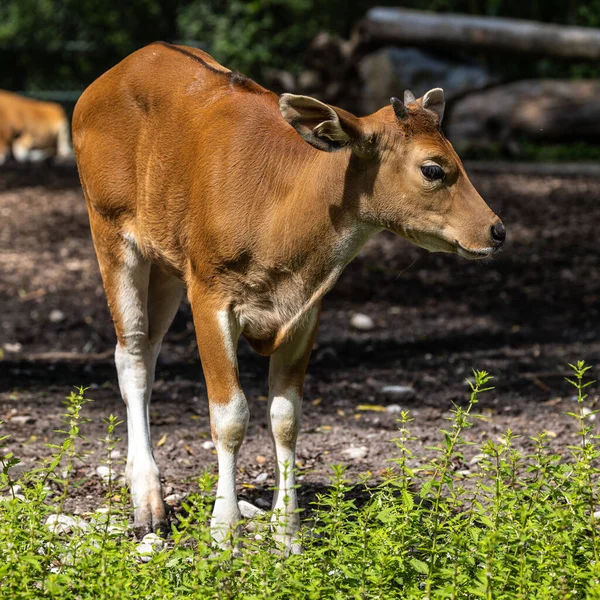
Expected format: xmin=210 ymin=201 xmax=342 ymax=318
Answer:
xmin=279 ymin=93 xmax=367 ymax=153
xmin=421 ymin=88 xmax=445 ymax=124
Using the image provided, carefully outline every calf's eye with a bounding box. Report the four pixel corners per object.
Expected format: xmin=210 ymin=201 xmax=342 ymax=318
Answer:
xmin=421 ymin=164 xmax=445 ymax=181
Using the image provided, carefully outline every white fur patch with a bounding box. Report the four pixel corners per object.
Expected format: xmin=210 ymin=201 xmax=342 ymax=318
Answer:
xmin=209 ymin=392 xmax=249 ymax=544
xmin=115 ymin=341 xmax=162 ymax=521
xmin=209 ymin=311 xmax=249 ymax=544
xmin=56 ymin=119 xmax=72 ymax=158
xmin=118 ymin=237 xmax=150 ymax=348
xmin=216 ymin=309 xmax=239 ymax=365
xmin=269 ymin=388 xmax=302 ymax=549
xmin=12 ymin=144 xmax=29 ymax=163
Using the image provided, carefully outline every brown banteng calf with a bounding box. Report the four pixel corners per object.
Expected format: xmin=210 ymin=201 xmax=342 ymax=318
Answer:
xmin=72 ymin=42 xmax=505 ymax=552
xmin=0 ymin=90 xmax=72 ymax=164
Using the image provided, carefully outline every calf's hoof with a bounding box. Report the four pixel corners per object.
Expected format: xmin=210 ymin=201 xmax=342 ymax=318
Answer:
xmin=134 ymin=516 xmax=169 ymax=539
xmin=133 ymin=498 xmax=169 ymax=538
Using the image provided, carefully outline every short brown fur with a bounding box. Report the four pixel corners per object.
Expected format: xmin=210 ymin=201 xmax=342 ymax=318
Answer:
xmin=73 ymin=43 xmax=503 ymax=541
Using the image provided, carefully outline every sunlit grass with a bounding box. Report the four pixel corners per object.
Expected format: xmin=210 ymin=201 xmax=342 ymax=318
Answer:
xmin=1 ymin=364 xmax=599 ymax=599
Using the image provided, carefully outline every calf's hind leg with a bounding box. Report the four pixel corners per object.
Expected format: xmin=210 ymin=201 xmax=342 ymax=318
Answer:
xmin=92 ymin=224 xmax=183 ymax=535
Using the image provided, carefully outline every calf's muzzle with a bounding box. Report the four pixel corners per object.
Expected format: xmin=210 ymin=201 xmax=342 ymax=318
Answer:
xmin=490 ymin=222 xmax=506 ymax=247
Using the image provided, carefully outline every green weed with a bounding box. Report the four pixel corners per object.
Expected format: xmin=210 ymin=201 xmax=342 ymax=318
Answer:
xmin=0 ymin=366 xmax=598 ymax=599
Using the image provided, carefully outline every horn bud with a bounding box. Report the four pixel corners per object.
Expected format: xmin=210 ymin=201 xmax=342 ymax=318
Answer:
xmin=390 ymin=97 xmax=407 ymax=120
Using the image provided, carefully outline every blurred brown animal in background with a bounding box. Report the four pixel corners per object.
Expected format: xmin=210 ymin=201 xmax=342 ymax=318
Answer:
xmin=0 ymin=90 xmax=72 ymax=164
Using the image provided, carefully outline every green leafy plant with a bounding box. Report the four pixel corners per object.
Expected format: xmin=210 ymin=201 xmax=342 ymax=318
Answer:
xmin=1 ymin=363 xmax=599 ymax=598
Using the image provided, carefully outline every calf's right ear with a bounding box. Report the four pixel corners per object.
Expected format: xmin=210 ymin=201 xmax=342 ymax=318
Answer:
xmin=279 ymin=94 xmax=366 ymax=153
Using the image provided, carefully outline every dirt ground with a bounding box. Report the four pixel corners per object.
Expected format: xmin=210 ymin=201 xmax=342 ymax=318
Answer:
xmin=1 ymin=162 xmax=599 ymax=514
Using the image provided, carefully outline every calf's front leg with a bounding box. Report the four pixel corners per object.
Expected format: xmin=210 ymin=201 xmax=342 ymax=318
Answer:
xmin=268 ymin=305 xmax=320 ymax=554
xmin=189 ymin=288 xmax=249 ymax=547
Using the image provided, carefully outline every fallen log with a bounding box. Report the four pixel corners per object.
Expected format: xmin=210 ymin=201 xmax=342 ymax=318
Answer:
xmin=357 ymin=46 xmax=493 ymax=115
xmin=464 ymin=161 xmax=600 ymax=178
xmin=358 ymin=8 xmax=600 ymax=61
xmin=447 ymin=80 xmax=600 ymax=151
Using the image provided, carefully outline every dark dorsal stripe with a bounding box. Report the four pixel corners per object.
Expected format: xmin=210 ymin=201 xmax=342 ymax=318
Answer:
xmin=151 ymin=41 xmax=262 ymax=93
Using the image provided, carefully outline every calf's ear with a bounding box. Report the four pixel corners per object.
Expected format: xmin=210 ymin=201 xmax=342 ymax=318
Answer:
xmin=421 ymin=88 xmax=445 ymax=124
xmin=279 ymin=93 xmax=367 ymax=153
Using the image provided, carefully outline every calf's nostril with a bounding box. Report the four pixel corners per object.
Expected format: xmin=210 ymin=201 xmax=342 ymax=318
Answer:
xmin=491 ymin=222 xmax=506 ymax=244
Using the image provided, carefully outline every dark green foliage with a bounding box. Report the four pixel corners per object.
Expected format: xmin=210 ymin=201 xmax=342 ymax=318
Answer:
xmin=3 ymin=1 xmax=600 ymax=92
xmin=0 ymin=0 xmax=177 ymax=94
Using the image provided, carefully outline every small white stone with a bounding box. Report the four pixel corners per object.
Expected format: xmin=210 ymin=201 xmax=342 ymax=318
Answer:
xmin=136 ymin=543 xmax=155 ymax=562
xmin=1 ymin=492 xmax=25 ymax=502
xmin=164 ymin=493 xmax=184 ymax=506
xmin=89 ymin=510 xmax=127 ymax=534
xmin=46 ymin=514 xmax=89 ymax=534
xmin=254 ymin=472 xmax=268 ymax=483
xmin=593 ymin=510 xmax=600 ymax=521
xmin=38 ymin=541 xmax=52 ymax=555
xmin=350 ymin=313 xmax=375 ymax=331
xmin=49 ymin=309 xmax=65 ymax=323
xmin=582 ymin=407 xmax=597 ymax=421
xmin=238 ymin=500 xmax=266 ymax=520
xmin=469 ymin=454 xmax=487 ymax=465
xmin=3 ymin=342 xmax=22 ymax=353
xmin=9 ymin=415 xmax=34 ymax=426
xmin=110 ymin=449 xmax=122 ymax=459
xmin=107 ymin=523 xmax=127 ymax=536
xmin=386 ymin=404 xmax=402 ymax=413
xmin=142 ymin=533 xmax=164 ymax=548
xmin=342 ymin=446 xmax=368 ymax=460
xmin=381 ymin=386 xmax=416 ymax=400
xmin=96 ymin=465 xmax=117 ymax=481
xmin=202 ymin=440 xmax=215 ymax=450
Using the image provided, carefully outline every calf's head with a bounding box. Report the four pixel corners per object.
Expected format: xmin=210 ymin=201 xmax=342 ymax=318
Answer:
xmin=280 ymin=89 xmax=505 ymax=259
